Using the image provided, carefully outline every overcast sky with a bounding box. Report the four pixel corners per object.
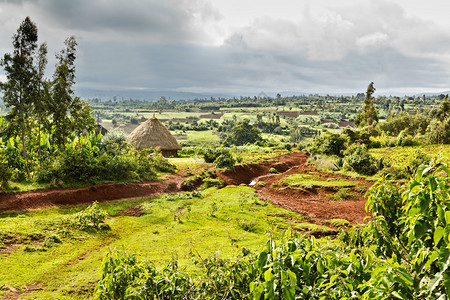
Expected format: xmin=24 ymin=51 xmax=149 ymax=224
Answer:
xmin=1 ymin=0 xmax=450 ymax=96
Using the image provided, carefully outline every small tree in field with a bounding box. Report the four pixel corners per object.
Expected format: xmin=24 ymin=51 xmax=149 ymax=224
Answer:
xmin=355 ymin=82 xmax=378 ymax=127
xmin=224 ymin=119 xmax=262 ymax=146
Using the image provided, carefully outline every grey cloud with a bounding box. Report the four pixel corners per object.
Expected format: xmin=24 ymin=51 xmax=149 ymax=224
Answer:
xmin=1 ymin=0 xmax=220 ymax=44
xmin=75 ymin=37 xmax=449 ymax=94
xmin=224 ymin=0 xmax=450 ymax=63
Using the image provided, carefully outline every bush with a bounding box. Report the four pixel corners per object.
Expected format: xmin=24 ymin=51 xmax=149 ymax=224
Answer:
xmin=396 ymin=130 xmax=418 ymax=147
xmin=344 ymin=144 xmax=376 ymax=175
xmin=425 ymin=119 xmax=450 ymax=144
xmin=310 ymin=132 xmax=347 ymax=156
xmin=203 ymin=148 xmax=225 ymax=163
xmin=214 ymin=151 xmax=236 ymax=170
xmin=101 ymin=129 xmax=129 ymax=156
xmin=36 ymin=143 xmax=175 ymax=184
xmin=73 ymin=202 xmax=108 ymax=230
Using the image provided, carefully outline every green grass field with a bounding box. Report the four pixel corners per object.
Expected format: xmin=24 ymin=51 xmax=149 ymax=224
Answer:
xmin=0 ymin=186 xmax=329 ymax=299
xmin=370 ymin=144 xmax=450 ymax=168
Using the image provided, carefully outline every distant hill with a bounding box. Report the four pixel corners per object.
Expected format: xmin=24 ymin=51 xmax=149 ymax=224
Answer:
xmin=61 ymin=87 xmax=450 ymax=101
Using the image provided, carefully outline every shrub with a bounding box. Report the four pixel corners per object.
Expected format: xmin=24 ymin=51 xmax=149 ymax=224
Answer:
xmin=214 ymin=151 xmax=236 ymax=170
xmin=310 ymin=132 xmax=347 ymax=156
xmin=344 ymin=144 xmax=376 ymax=175
xmin=101 ymin=129 xmax=129 ymax=156
xmin=425 ymin=119 xmax=450 ymax=144
xmin=73 ymin=202 xmax=108 ymax=230
xmin=203 ymin=148 xmax=223 ymax=163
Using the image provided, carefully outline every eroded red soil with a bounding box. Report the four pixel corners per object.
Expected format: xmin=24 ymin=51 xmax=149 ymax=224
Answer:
xmin=217 ymin=152 xmax=373 ymax=224
xmin=0 ymin=151 xmax=373 ymax=224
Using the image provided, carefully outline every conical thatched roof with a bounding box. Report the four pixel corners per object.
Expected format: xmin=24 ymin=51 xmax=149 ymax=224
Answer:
xmin=127 ymin=117 xmax=181 ymax=151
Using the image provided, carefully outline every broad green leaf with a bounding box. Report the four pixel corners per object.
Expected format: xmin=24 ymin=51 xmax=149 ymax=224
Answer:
xmin=317 ymin=259 xmax=324 ymax=275
xmin=414 ymin=221 xmax=427 ymax=239
xmin=445 ymin=211 xmax=450 ymax=225
xmin=415 ymin=165 xmax=428 ymax=181
xmin=424 ymin=251 xmax=440 ymax=271
xmin=434 ymin=226 xmax=445 ymax=247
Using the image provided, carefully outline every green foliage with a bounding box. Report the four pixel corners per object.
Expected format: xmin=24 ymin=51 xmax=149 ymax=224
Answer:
xmin=0 ymin=148 xmax=12 ymax=190
xmin=409 ymin=150 xmax=432 ymax=174
xmin=214 ymin=151 xmax=236 ymax=170
xmin=36 ymin=133 xmax=174 ymax=184
xmin=73 ymin=201 xmax=108 ymax=230
xmin=342 ymin=128 xmax=370 ymax=146
xmin=355 ymin=82 xmax=379 ymax=127
xmin=224 ymin=119 xmax=262 ymax=146
xmin=344 ymin=144 xmax=376 ymax=175
xmin=202 ymin=147 xmax=236 ymax=169
xmin=203 ymin=147 xmax=225 ymax=163
xmin=377 ymin=111 xmax=429 ymax=136
xmin=202 ymin=177 xmax=225 ymax=189
xmin=332 ymin=157 xmax=344 ymax=171
xmin=310 ymin=132 xmax=347 ymax=156
xmin=364 ymin=159 xmax=450 ymax=298
xmin=425 ymin=119 xmax=450 ymax=144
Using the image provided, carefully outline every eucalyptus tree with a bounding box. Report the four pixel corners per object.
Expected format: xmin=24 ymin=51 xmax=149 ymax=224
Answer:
xmin=34 ymin=42 xmax=51 ymax=163
xmin=50 ymin=36 xmax=94 ymax=150
xmin=0 ymin=16 xmax=39 ymax=175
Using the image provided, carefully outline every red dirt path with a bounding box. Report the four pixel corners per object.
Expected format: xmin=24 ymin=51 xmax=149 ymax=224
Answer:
xmin=0 ymin=152 xmax=373 ymax=224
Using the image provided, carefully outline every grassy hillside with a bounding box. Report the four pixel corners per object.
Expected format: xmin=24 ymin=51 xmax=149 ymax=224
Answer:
xmin=0 ymin=186 xmax=330 ymax=299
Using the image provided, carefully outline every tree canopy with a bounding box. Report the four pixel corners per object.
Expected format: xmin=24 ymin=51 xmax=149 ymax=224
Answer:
xmin=224 ymin=119 xmax=262 ymax=146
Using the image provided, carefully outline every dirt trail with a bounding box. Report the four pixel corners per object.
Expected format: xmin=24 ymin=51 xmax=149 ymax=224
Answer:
xmin=0 ymin=151 xmax=373 ymax=223
xmin=0 ymin=174 xmax=183 ymax=212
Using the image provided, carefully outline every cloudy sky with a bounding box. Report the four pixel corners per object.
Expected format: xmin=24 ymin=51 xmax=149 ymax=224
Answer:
xmin=1 ymin=0 xmax=450 ymax=97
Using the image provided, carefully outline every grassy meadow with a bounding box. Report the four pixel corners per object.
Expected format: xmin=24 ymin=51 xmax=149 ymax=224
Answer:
xmin=0 ymin=183 xmax=333 ymax=299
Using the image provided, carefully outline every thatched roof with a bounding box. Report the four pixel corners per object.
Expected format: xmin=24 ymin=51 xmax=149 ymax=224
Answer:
xmin=127 ymin=117 xmax=181 ymax=151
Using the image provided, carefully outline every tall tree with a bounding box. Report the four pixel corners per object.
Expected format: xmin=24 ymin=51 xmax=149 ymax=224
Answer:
xmin=34 ymin=42 xmax=50 ymax=163
xmin=355 ymin=82 xmax=378 ymax=127
xmin=0 ymin=16 xmax=38 ymax=175
xmin=50 ymin=36 xmax=94 ymax=149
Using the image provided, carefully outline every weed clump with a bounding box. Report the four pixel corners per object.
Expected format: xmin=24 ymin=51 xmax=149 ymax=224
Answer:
xmin=73 ymin=201 xmax=109 ymax=231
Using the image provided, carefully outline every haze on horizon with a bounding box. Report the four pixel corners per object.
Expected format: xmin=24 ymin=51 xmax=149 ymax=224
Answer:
xmin=0 ymin=0 xmax=450 ymax=98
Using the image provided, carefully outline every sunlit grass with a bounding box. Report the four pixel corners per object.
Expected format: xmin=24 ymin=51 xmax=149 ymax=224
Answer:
xmin=0 ymin=186 xmax=334 ymax=299
xmin=370 ymin=144 xmax=450 ymax=168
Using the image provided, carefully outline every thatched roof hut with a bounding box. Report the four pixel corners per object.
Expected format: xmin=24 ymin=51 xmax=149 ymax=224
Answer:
xmin=127 ymin=117 xmax=181 ymax=157
xmin=95 ymin=124 xmax=108 ymax=136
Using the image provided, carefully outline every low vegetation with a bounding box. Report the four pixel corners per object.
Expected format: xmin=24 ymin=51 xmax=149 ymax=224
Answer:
xmin=94 ymin=159 xmax=450 ymax=299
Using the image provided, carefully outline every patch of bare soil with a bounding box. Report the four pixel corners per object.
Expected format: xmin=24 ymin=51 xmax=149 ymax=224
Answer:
xmin=218 ymin=152 xmax=373 ymax=224
xmin=120 ymin=205 xmax=145 ymax=217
